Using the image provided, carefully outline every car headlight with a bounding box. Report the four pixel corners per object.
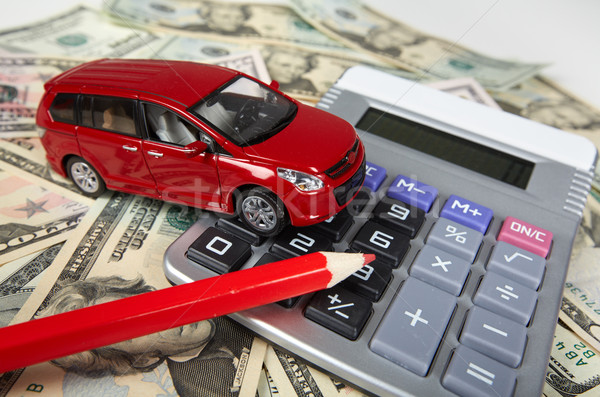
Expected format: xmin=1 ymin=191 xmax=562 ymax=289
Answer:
xmin=277 ymin=168 xmax=324 ymax=191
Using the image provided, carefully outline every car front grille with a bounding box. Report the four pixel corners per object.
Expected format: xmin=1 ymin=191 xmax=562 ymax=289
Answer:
xmin=325 ymin=138 xmax=360 ymax=179
xmin=333 ymin=157 xmax=366 ymax=206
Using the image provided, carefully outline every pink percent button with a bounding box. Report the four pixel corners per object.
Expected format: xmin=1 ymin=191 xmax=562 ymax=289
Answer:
xmin=497 ymin=216 xmax=553 ymax=258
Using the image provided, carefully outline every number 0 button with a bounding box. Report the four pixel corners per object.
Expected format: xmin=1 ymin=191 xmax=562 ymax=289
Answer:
xmin=187 ymin=227 xmax=252 ymax=274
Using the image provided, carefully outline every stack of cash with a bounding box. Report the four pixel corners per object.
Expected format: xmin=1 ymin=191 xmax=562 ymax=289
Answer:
xmin=0 ymin=1 xmax=599 ymax=396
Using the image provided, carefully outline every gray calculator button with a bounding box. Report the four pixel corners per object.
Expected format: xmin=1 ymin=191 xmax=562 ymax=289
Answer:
xmin=487 ymin=241 xmax=546 ymax=290
xmin=443 ymin=345 xmax=517 ymax=397
xmin=427 ymin=218 xmax=483 ymax=263
xmin=473 ymin=272 xmax=537 ymax=325
xmin=370 ymin=277 xmax=456 ymax=376
xmin=460 ymin=306 xmax=527 ymax=367
xmin=410 ymin=245 xmax=470 ymax=296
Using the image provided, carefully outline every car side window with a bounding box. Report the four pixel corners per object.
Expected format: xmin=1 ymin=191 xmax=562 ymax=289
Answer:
xmin=143 ymin=103 xmax=203 ymax=147
xmin=80 ymin=95 xmax=137 ymax=137
xmin=49 ymin=93 xmax=77 ymax=124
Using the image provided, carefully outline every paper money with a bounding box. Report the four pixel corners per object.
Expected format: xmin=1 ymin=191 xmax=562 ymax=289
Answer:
xmin=544 ymin=321 xmax=600 ymax=396
xmin=105 ymin=0 xmax=346 ymax=50
xmin=561 ymin=245 xmax=600 ymax=353
xmin=0 ymin=6 xmax=160 ymax=58
xmin=0 ymin=138 xmax=88 ymax=197
xmin=1 ymin=192 xmax=264 ymax=396
xmin=263 ymin=346 xmax=365 ymax=396
xmin=289 ymin=0 xmax=545 ymax=90
xmin=490 ymin=76 xmax=600 ymax=190
xmin=0 ymin=56 xmax=84 ymax=138
xmin=0 ymin=243 xmax=62 ymax=327
xmin=428 ymin=77 xmax=502 ymax=109
xmin=0 ymin=167 xmax=88 ymax=265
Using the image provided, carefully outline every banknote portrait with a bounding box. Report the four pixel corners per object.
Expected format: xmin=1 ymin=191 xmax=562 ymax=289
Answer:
xmin=264 ymin=49 xmax=318 ymax=93
xmin=523 ymin=100 xmax=600 ymax=131
xmin=38 ymin=275 xmax=254 ymax=396
xmin=182 ymin=2 xmax=258 ymax=36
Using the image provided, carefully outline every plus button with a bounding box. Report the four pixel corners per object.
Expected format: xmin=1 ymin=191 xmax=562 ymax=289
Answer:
xmin=405 ymin=308 xmax=429 ymax=327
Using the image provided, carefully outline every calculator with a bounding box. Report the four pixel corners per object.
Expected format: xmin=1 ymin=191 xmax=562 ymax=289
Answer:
xmin=163 ymin=66 xmax=598 ymax=396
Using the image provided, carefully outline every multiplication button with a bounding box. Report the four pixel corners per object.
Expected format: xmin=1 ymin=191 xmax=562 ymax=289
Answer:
xmin=409 ymin=245 xmax=470 ymax=296
xmin=427 ymin=218 xmax=483 ymax=263
xmin=370 ymin=277 xmax=456 ymax=376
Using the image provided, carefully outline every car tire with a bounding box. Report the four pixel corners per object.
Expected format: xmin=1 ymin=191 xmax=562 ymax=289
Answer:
xmin=237 ymin=188 xmax=287 ymax=236
xmin=66 ymin=157 xmax=106 ymax=198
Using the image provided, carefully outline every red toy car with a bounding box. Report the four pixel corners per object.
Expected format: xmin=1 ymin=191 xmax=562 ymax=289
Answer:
xmin=37 ymin=59 xmax=365 ymax=235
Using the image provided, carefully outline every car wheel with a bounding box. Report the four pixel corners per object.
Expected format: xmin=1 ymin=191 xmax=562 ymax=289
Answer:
xmin=237 ymin=188 xmax=287 ymax=236
xmin=66 ymin=157 xmax=106 ymax=197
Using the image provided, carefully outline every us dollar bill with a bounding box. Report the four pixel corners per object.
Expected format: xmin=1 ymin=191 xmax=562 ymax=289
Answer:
xmin=263 ymin=346 xmax=365 ymax=396
xmin=428 ymin=77 xmax=502 ymax=109
xmin=1 ymin=192 xmax=264 ymax=397
xmin=489 ymin=76 xmax=600 ymax=179
xmin=131 ymin=33 xmax=414 ymax=102
xmin=0 ymin=56 xmax=84 ymax=138
xmin=0 ymin=6 xmax=160 ymax=58
xmin=544 ymin=321 xmax=600 ymax=396
xmin=0 ymin=166 xmax=89 ymax=266
xmin=0 ymin=137 xmax=88 ymax=196
xmin=0 ymin=243 xmax=63 ymax=327
xmin=289 ymin=0 xmax=545 ymax=90
xmin=104 ymin=0 xmax=347 ymax=51
xmin=561 ymin=248 xmax=600 ymax=352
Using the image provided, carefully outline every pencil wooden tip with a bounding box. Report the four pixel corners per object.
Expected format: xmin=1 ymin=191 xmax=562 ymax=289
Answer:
xmin=362 ymin=253 xmax=376 ymax=266
xmin=322 ymin=251 xmax=376 ymax=288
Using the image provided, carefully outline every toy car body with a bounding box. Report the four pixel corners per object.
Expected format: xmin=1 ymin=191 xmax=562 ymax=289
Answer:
xmin=37 ymin=59 xmax=366 ymax=235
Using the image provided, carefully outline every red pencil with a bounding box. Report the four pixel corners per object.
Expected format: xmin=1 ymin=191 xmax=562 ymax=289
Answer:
xmin=0 ymin=251 xmax=374 ymax=373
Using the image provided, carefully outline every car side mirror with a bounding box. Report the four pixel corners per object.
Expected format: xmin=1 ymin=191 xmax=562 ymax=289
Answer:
xmin=269 ymin=80 xmax=280 ymax=90
xmin=183 ymin=140 xmax=208 ymax=158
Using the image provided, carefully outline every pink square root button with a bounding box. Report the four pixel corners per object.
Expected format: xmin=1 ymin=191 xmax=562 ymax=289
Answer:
xmin=497 ymin=216 xmax=553 ymax=258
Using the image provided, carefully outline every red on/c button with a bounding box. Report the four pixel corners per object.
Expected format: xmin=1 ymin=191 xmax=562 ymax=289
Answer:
xmin=497 ymin=216 xmax=553 ymax=258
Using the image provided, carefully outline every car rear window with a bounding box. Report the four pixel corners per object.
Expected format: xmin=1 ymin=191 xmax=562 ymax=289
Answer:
xmin=81 ymin=95 xmax=137 ymax=137
xmin=49 ymin=93 xmax=77 ymax=124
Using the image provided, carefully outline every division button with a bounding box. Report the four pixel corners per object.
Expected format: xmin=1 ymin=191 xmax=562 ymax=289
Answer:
xmin=370 ymin=277 xmax=456 ymax=376
xmin=473 ymin=272 xmax=537 ymax=325
xmin=442 ymin=345 xmax=517 ymax=397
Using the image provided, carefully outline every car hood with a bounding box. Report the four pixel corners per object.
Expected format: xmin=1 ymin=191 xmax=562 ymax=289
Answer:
xmin=243 ymin=104 xmax=358 ymax=174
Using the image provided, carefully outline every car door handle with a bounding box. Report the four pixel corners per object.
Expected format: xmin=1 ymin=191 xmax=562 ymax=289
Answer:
xmin=122 ymin=145 xmax=138 ymax=152
xmin=147 ymin=150 xmax=163 ymax=158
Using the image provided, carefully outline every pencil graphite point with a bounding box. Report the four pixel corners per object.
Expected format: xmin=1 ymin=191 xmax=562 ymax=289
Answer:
xmin=322 ymin=252 xmax=376 ymax=288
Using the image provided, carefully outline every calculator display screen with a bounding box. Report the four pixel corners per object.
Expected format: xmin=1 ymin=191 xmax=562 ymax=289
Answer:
xmin=356 ymin=108 xmax=534 ymax=189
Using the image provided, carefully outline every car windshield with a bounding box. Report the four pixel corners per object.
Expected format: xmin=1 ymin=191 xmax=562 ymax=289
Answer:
xmin=189 ymin=76 xmax=297 ymax=147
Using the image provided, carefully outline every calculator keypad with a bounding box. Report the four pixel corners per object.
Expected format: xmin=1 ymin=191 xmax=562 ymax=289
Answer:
xmin=179 ymin=162 xmax=553 ymax=397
